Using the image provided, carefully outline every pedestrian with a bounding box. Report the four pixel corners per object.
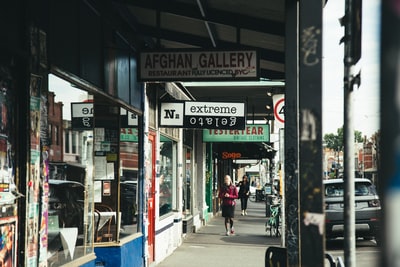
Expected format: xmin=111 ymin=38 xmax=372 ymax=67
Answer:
xmin=238 ymin=175 xmax=250 ymax=216
xmin=219 ymin=174 xmax=238 ymax=236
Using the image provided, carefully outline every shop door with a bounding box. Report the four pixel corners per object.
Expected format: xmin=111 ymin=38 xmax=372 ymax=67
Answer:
xmin=147 ymin=133 xmax=156 ymax=263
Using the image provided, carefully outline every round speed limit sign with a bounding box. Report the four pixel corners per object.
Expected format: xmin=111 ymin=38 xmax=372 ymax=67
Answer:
xmin=274 ymin=98 xmax=285 ymax=123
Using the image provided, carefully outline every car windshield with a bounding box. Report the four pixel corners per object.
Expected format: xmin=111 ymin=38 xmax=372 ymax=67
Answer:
xmin=325 ymin=182 xmax=376 ymax=197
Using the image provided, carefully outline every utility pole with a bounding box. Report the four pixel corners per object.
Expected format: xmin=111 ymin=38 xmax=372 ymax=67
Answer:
xmin=340 ymin=0 xmax=362 ymax=266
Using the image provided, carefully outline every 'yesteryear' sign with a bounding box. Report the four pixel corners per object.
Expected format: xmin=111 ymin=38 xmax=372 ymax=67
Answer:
xmin=139 ymin=50 xmax=259 ymax=81
xmin=160 ymin=101 xmax=246 ymax=129
xmin=202 ymin=124 xmax=270 ymax=142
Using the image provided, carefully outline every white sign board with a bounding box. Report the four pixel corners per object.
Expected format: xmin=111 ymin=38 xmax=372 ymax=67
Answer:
xmin=160 ymin=102 xmax=184 ymax=126
xmin=71 ymin=102 xmax=94 ymax=130
xmin=160 ymin=101 xmax=246 ymax=129
xmin=273 ymin=95 xmax=285 ymax=132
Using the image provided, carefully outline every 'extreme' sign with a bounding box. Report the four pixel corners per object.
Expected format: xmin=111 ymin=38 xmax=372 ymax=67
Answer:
xmin=160 ymin=101 xmax=245 ymax=129
xmin=139 ymin=49 xmax=259 ymax=81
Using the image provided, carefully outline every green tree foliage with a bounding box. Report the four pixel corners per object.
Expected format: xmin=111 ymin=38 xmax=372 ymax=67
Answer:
xmin=323 ymin=126 xmax=363 ymax=150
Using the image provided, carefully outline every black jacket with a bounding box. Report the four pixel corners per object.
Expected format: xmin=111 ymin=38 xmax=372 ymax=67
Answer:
xmin=238 ymin=182 xmax=250 ymax=198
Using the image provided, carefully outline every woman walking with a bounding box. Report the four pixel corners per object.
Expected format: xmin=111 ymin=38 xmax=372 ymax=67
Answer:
xmin=219 ymin=174 xmax=238 ymax=236
xmin=238 ymin=175 xmax=250 ymax=215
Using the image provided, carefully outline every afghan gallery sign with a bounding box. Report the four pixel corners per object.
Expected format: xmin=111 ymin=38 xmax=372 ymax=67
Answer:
xmin=202 ymin=124 xmax=270 ymax=142
xmin=139 ymin=49 xmax=259 ymax=81
xmin=160 ymin=101 xmax=245 ymax=129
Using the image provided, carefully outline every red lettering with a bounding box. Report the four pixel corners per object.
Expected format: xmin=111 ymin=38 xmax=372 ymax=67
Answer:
xmin=221 ymin=152 xmax=242 ymax=160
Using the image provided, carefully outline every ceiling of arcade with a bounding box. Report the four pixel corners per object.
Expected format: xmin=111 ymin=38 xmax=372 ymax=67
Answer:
xmin=112 ymin=0 xmax=286 ymax=122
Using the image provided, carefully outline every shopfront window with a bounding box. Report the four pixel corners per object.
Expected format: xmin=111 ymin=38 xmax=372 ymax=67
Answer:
xmin=47 ymin=74 xmax=94 ymax=266
xmin=119 ymin=109 xmax=139 ymax=236
xmin=159 ymin=136 xmax=176 ymax=217
xmin=92 ymin=100 xmax=120 ymax=243
xmin=183 ymin=147 xmax=192 ymax=216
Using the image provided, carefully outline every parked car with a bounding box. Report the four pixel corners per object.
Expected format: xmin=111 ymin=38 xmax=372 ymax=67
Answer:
xmin=48 ymin=179 xmax=85 ymax=233
xmin=324 ymin=178 xmax=381 ymax=244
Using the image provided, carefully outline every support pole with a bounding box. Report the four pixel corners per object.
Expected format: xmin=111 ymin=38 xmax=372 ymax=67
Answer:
xmin=299 ymin=0 xmax=324 ymax=266
xmin=284 ymin=0 xmax=299 ymax=266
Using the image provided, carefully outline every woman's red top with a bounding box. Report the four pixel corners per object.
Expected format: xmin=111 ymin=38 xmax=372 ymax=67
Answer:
xmin=219 ymin=184 xmax=238 ymax=206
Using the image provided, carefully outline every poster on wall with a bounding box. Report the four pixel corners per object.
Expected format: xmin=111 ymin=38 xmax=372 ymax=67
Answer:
xmin=38 ymin=93 xmax=49 ymax=265
xmin=94 ymin=156 xmax=107 ymax=180
xmin=0 ymin=216 xmax=18 ymax=267
xmin=0 ymin=63 xmax=20 ymax=205
xmin=28 ymin=73 xmax=42 ymax=266
xmin=30 ymin=74 xmax=41 ymax=152
xmin=94 ymin=181 xmax=102 ymax=202
xmin=103 ymin=181 xmax=111 ymax=196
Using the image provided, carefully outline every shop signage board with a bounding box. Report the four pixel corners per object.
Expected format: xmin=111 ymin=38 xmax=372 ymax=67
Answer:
xmin=120 ymin=108 xmax=139 ymax=127
xmin=160 ymin=101 xmax=246 ymax=129
xmin=202 ymin=124 xmax=270 ymax=142
xmin=139 ymin=49 xmax=259 ymax=81
xmin=71 ymin=102 xmax=94 ymax=130
xmin=120 ymin=128 xmax=138 ymax=142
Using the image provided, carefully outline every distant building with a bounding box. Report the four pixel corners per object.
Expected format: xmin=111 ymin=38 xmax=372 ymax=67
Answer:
xmin=48 ymin=91 xmax=63 ymax=162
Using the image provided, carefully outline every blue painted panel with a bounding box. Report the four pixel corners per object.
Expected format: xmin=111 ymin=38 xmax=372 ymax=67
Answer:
xmin=94 ymin=236 xmax=144 ymax=267
xmin=80 ymin=260 xmax=96 ymax=267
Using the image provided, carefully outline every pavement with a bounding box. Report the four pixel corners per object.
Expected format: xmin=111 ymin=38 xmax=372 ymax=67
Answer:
xmin=155 ymin=199 xmax=282 ymax=267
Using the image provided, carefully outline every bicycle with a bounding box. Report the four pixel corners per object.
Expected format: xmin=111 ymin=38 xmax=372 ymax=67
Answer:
xmin=265 ymin=203 xmax=281 ymax=237
xmin=249 ymin=190 xmax=265 ymax=202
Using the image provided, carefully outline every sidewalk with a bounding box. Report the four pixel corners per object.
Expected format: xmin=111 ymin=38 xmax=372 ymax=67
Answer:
xmin=155 ymin=199 xmax=281 ymax=267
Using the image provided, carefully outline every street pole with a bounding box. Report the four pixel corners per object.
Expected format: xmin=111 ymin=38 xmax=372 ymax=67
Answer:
xmin=284 ymin=0 xmax=300 ymax=265
xmin=299 ymin=0 xmax=324 ymax=266
xmin=342 ymin=0 xmax=361 ymax=266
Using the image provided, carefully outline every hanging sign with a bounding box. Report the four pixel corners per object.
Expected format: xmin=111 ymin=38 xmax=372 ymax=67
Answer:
xmin=202 ymin=124 xmax=270 ymax=142
xmin=71 ymin=102 xmax=94 ymax=130
xmin=160 ymin=101 xmax=245 ymax=129
xmin=120 ymin=108 xmax=139 ymax=127
xmin=139 ymin=49 xmax=259 ymax=81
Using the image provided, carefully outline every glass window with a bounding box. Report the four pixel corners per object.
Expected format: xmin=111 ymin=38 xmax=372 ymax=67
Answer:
xmin=183 ymin=148 xmax=192 ymax=216
xmin=48 ymin=124 xmax=52 ymax=144
xmin=119 ymin=125 xmax=139 ymax=236
xmin=54 ymin=126 xmax=59 ymax=145
xmin=159 ymin=136 xmax=176 ymax=216
xmin=325 ymin=181 xmax=377 ymax=197
xmin=65 ymin=130 xmax=70 ymax=153
xmin=72 ymin=132 xmax=78 ymax=154
xmin=47 ymin=74 xmax=94 ymax=266
xmin=92 ymin=101 xmax=120 ymax=243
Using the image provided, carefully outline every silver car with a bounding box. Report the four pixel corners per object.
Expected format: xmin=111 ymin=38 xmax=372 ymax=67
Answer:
xmin=324 ymin=178 xmax=381 ymax=243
